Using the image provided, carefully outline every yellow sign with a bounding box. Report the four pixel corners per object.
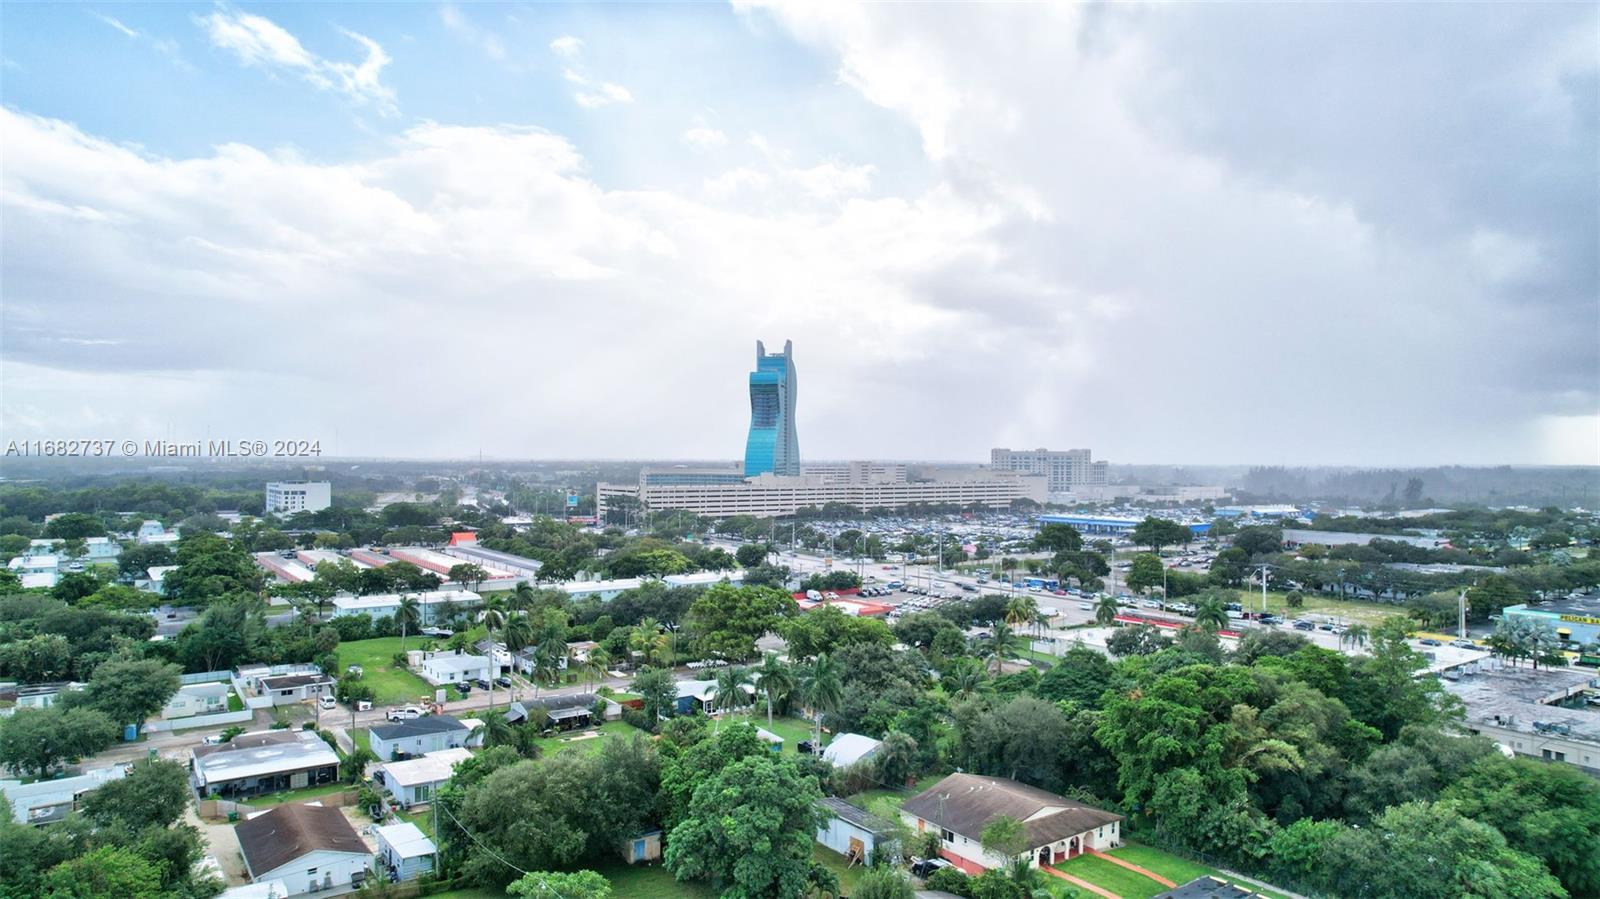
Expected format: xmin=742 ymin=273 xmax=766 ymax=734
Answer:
xmin=1558 ymin=614 xmax=1600 ymax=626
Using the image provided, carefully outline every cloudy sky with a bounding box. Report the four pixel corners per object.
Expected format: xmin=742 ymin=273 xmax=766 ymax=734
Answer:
xmin=2 ymin=2 xmax=1595 ymax=465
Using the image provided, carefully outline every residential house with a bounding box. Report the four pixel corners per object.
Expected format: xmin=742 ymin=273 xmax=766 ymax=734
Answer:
xmin=369 ymin=715 xmax=471 ymax=761
xmin=816 ymin=796 xmax=898 ymax=865
xmin=236 ymin=665 xmax=335 ymax=707
xmin=823 ymin=733 xmax=884 ymax=769
xmin=374 ymin=821 xmax=437 ymax=882
xmin=898 ymin=773 xmax=1123 ymax=874
xmin=191 ymin=731 xmax=340 ymax=799
xmin=376 ymin=747 xmax=472 ymax=808
xmin=1 ymin=764 xmax=130 ymax=825
xmin=419 ymin=653 xmax=493 ymax=686
xmin=162 ymin=682 xmax=232 ymax=720
xmin=235 ymin=804 xmax=372 ymax=896
xmin=673 ymin=679 xmax=755 ymax=715
xmin=1 ymin=681 xmax=83 ymax=711
xmin=1153 ymin=878 xmax=1269 ymax=899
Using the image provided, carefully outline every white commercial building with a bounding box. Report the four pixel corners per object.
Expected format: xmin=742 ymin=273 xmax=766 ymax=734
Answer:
xmin=598 ymin=469 xmax=1046 ymax=521
xmin=330 ymin=589 xmax=482 ymax=626
xmin=265 ymin=482 xmax=332 ymax=515
xmin=990 ymin=448 xmax=1109 ymax=493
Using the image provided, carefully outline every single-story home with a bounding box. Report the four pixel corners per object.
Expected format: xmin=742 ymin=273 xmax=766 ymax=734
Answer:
xmin=235 ymin=804 xmax=372 ymax=896
xmin=816 ymin=796 xmax=898 ymax=865
xmin=1 ymin=681 xmax=82 ymax=710
xmin=374 ymin=821 xmax=438 ymax=882
xmin=369 ymin=715 xmax=471 ymax=760
xmin=899 ymin=773 xmax=1122 ymax=874
xmin=619 ymin=828 xmax=663 ymax=865
xmin=1153 ymin=877 xmax=1269 ymax=899
xmin=823 ymin=733 xmax=884 ymax=769
xmin=419 ymin=653 xmax=493 ymax=686
xmin=191 ymin=731 xmax=340 ymax=799
xmin=673 ymin=679 xmax=755 ymax=715
xmin=1 ymin=764 xmax=130 ymax=825
xmin=236 ymin=665 xmax=336 ymax=707
xmin=376 ymin=747 xmax=472 ymax=808
xmin=215 ymin=881 xmax=291 ymax=899
xmin=162 ymin=682 xmax=233 ymax=720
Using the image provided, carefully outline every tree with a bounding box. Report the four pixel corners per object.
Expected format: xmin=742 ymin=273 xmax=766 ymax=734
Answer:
xmin=41 ymin=845 xmax=162 ymax=899
xmin=633 ymin=667 xmax=677 ymax=723
xmin=1194 ymin=596 xmax=1228 ymax=633
xmin=1129 ymin=517 xmax=1189 ymax=555
xmin=0 ymin=634 xmax=73 ymax=683
xmin=1034 ymin=645 xmax=1114 ymax=708
xmin=663 ymin=754 xmax=824 ymax=898
xmin=508 ymin=870 xmax=612 ymax=899
xmin=1126 ymin=554 xmax=1165 ymax=595
xmin=711 ymin=665 xmax=752 ymax=715
xmin=754 ymin=652 xmax=794 ymax=728
xmin=687 ymin=584 xmax=795 ymax=661
xmin=1034 ymin=523 xmax=1083 ymax=553
xmin=42 ymin=513 xmax=107 ymax=540
xmin=876 ymin=730 xmax=919 ymax=786
xmin=797 ymin=653 xmax=844 ymax=748
xmin=984 ymin=623 xmax=1021 ymax=675
xmin=0 ymin=706 xmax=117 ymax=777
xmin=80 ymin=760 xmax=191 ymax=830
xmin=979 ymin=815 xmax=1031 ymax=878
xmin=853 ymin=867 xmax=915 ymax=899
xmin=1094 ymin=594 xmax=1120 ymax=627
xmin=1232 ymin=526 xmax=1283 ymax=557
xmin=1285 ymin=590 xmax=1304 ymax=610
xmin=161 ymin=533 xmax=262 ymax=605
xmin=83 ymin=658 xmax=180 ymax=730
xmin=1339 ymin=623 xmax=1370 ymax=653
xmin=735 ymin=544 xmax=768 ymax=568
xmin=396 ymin=595 xmax=421 ymax=652
xmin=1443 ymin=755 xmax=1600 ymax=897
xmin=447 ymin=563 xmax=489 ymax=592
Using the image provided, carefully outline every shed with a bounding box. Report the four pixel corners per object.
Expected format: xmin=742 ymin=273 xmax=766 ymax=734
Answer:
xmin=822 ymin=733 xmax=884 ymax=768
xmin=374 ymin=821 xmax=437 ymax=882
xmin=619 ymin=828 xmax=662 ymax=865
xmin=816 ymin=796 xmax=898 ymax=864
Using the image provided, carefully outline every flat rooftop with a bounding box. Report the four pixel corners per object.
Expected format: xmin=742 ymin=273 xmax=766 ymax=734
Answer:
xmin=1510 ymin=595 xmax=1600 ymax=618
xmin=1441 ymin=664 xmax=1600 ymax=744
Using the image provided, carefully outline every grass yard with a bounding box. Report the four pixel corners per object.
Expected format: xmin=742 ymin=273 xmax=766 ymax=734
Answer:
xmin=717 ymin=712 xmax=821 ymax=754
xmin=593 ymin=861 xmax=716 ymax=898
xmin=531 ymin=720 xmax=649 ymax=758
xmin=1245 ymin=590 xmax=1403 ymax=628
xmin=847 ymin=774 xmax=943 ymax=821
xmin=247 ymin=781 xmax=353 ymax=807
xmin=396 ymin=807 xmax=435 ymax=838
xmin=351 ymin=728 xmax=371 ymax=756
xmin=813 ymin=845 xmax=867 ymax=895
xmin=226 ymin=691 xmax=245 ymax=712
xmin=1107 ymin=844 xmax=1293 ymax=899
xmin=426 ymin=889 xmax=506 ymax=899
xmin=334 ymin=637 xmax=436 ymax=704
xmin=1053 ymin=853 xmax=1172 ymax=899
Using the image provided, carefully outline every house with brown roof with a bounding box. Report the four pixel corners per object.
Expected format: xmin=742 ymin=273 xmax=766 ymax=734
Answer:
xmin=898 ymin=773 xmax=1122 ymax=874
xmin=235 ymin=804 xmax=372 ymax=896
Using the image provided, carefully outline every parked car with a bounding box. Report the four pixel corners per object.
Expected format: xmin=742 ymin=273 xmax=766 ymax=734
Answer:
xmin=455 ymin=682 xmax=472 ymax=695
xmin=387 ymin=706 xmax=423 ymax=722
xmin=1418 ymin=638 xmax=1443 ymax=647
xmin=911 ymin=858 xmax=954 ymax=878
xmin=496 ymin=675 xmax=514 ymax=688
xmin=1449 ymin=639 xmax=1476 ymax=649
xmin=318 ymin=695 xmax=337 ymax=710
xmin=1293 ymin=620 xmax=1315 ymax=631
xmin=475 ymin=678 xmax=493 ymax=690
xmin=346 ymin=664 xmax=364 ymax=676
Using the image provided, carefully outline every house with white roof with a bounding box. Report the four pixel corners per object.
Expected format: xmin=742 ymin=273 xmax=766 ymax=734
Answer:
xmin=190 ymin=731 xmax=340 ymax=799
xmin=374 ymin=821 xmax=437 ymax=882
xmin=376 ymin=747 xmax=472 ymax=808
xmin=822 ymin=733 xmax=884 ymax=769
xmin=419 ymin=653 xmax=493 ymax=686
xmin=1 ymin=764 xmax=130 ymax=825
xmin=162 ymin=682 xmax=232 ymax=719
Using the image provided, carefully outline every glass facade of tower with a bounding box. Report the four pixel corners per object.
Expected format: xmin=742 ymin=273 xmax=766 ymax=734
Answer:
xmin=744 ymin=339 xmax=800 ymax=476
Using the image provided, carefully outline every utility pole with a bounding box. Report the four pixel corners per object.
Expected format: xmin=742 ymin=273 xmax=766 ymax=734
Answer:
xmin=1256 ymin=564 xmax=1271 ymax=615
xmin=1458 ymin=588 xmax=1469 ymax=640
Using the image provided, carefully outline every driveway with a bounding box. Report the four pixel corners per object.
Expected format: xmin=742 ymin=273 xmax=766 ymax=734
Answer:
xmin=188 ymin=803 xmax=250 ymax=886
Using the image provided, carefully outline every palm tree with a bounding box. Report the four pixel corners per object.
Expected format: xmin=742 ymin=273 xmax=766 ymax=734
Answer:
xmin=986 ymin=622 xmax=1020 ymax=675
xmin=396 ymin=595 xmax=421 ymax=653
xmin=1005 ymin=595 xmax=1038 ymax=631
xmin=797 ymin=653 xmax=843 ymax=748
xmin=944 ymin=658 xmax=986 ymax=699
xmin=584 ymin=646 xmax=611 ymax=692
xmin=1339 ymin=623 xmax=1370 ymax=654
xmin=510 ymin=581 xmax=537 ymax=611
xmin=754 ymin=653 xmax=794 ymax=729
xmin=1095 ymin=594 xmax=1120 ymax=627
xmin=1195 ymin=597 xmax=1228 ymax=634
xmin=631 ymin=618 xmax=667 ymax=667
xmin=712 ymin=665 xmax=752 ymax=716
xmin=480 ymin=598 xmax=508 ymax=709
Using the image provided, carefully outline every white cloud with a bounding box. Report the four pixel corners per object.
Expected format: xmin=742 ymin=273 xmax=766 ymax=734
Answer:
xmin=549 ymin=35 xmax=583 ymax=58
xmin=93 ymin=13 xmax=139 ymax=39
xmin=442 ymin=4 xmax=507 ymax=63
xmin=198 ymin=8 xmax=396 ymax=114
xmin=562 ymin=66 xmax=633 ymax=108
xmin=682 ymin=124 xmax=729 ymax=150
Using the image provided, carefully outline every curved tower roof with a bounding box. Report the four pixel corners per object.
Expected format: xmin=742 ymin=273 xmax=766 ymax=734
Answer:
xmin=744 ymin=339 xmax=800 ymax=477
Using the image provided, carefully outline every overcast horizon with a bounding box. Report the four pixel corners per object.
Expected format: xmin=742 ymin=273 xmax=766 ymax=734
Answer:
xmin=2 ymin=3 xmax=1596 ymax=467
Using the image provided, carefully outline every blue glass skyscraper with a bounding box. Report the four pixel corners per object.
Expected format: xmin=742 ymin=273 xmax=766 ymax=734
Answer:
xmin=744 ymin=339 xmax=800 ymax=477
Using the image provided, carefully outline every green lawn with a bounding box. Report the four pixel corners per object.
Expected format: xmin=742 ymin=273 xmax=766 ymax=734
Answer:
xmin=531 ymin=721 xmax=649 ymax=758
xmin=334 ymin=637 xmax=436 ymax=704
xmin=1242 ymin=589 xmax=1402 ymax=628
xmin=226 ymin=691 xmax=245 ymax=712
xmin=247 ymin=781 xmax=353 ymax=807
xmin=717 ymin=713 xmax=821 ymax=754
xmin=1053 ymin=854 xmax=1170 ymax=899
xmin=813 ymin=845 xmax=867 ymax=894
xmin=426 ymin=889 xmax=506 ymax=899
xmin=396 ymin=807 xmax=435 ymax=839
xmin=351 ymin=728 xmax=372 ymax=756
xmin=593 ymin=861 xmax=715 ymax=898
xmin=1106 ymin=844 xmax=1293 ymax=899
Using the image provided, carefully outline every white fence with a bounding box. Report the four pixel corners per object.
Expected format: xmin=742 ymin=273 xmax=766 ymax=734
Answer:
xmin=144 ymin=708 xmax=254 ymax=733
